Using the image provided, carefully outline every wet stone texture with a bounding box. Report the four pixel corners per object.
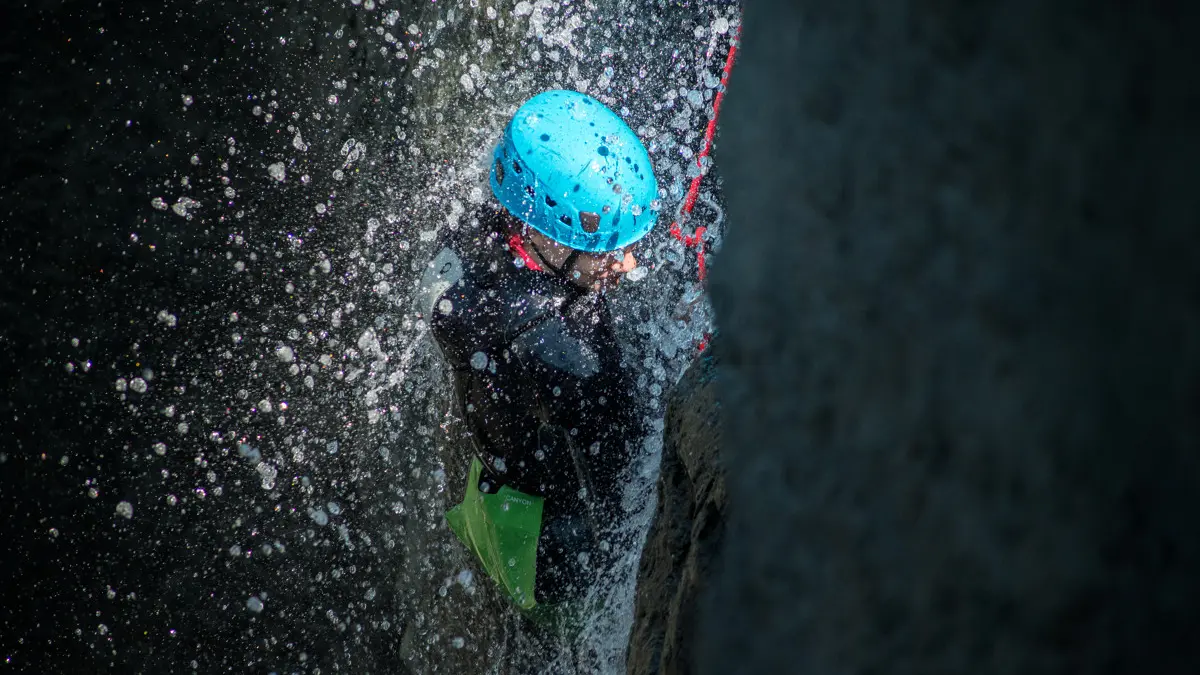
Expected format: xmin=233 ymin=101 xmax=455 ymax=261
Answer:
xmin=699 ymin=1 xmax=1200 ymax=674
xmin=627 ymin=348 xmax=724 ymax=675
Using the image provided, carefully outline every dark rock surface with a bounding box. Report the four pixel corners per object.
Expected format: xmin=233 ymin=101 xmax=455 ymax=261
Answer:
xmin=698 ymin=2 xmax=1200 ymax=674
xmin=628 ymin=348 xmax=724 ymax=675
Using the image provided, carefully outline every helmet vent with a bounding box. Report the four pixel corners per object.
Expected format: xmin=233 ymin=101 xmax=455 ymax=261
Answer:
xmin=544 ymin=196 xmax=557 ymax=207
xmin=580 ymin=212 xmax=600 ymax=233
xmin=559 ymin=215 xmax=573 ymax=226
xmin=494 ymin=159 xmax=506 ymax=185
xmin=512 ymin=160 xmax=522 ymax=174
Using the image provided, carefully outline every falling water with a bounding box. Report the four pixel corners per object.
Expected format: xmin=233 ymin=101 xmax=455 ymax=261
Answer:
xmin=22 ymin=1 xmax=739 ymax=672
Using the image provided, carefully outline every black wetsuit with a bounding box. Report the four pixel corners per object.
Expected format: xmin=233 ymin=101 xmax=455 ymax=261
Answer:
xmin=418 ymin=206 xmax=640 ymax=602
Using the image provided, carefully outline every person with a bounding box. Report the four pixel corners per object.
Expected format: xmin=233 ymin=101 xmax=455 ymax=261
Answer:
xmin=415 ymin=89 xmax=660 ymax=608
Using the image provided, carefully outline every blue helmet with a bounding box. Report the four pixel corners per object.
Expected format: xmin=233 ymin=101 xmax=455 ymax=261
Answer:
xmin=489 ymin=90 xmax=659 ymax=253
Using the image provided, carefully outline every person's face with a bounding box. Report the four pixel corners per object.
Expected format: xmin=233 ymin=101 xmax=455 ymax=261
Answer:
xmin=526 ymin=228 xmax=638 ymax=292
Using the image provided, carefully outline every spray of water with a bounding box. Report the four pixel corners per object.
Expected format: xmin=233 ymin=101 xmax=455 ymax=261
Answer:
xmin=91 ymin=1 xmax=738 ymax=672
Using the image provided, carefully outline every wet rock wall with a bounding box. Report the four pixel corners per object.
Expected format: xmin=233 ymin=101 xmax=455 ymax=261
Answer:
xmin=626 ymin=348 xmax=724 ymax=675
xmin=693 ymin=1 xmax=1200 ymax=674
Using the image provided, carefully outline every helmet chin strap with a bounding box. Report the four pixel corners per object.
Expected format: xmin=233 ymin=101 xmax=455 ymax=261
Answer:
xmin=527 ymin=236 xmax=581 ymax=284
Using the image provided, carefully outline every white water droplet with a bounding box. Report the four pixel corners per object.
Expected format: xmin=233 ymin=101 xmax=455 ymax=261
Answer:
xmin=308 ymin=508 xmax=329 ymax=526
xmin=115 ymin=501 xmax=134 ymax=519
xmin=470 ymin=352 xmax=488 ymax=370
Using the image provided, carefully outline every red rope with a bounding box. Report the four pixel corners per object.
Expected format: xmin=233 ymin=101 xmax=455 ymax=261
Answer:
xmin=668 ymin=23 xmax=741 ymax=283
xmin=508 ymin=233 xmax=544 ymax=272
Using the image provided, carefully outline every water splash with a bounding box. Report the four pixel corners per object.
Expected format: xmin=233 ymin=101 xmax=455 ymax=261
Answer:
xmin=69 ymin=1 xmax=738 ymax=672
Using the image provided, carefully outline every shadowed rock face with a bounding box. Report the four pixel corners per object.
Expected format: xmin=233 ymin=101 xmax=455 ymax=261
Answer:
xmin=691 ymin=1 xmax=1200 ymax=674
xmin=627 ymin=349 xmax=724 ymax=675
